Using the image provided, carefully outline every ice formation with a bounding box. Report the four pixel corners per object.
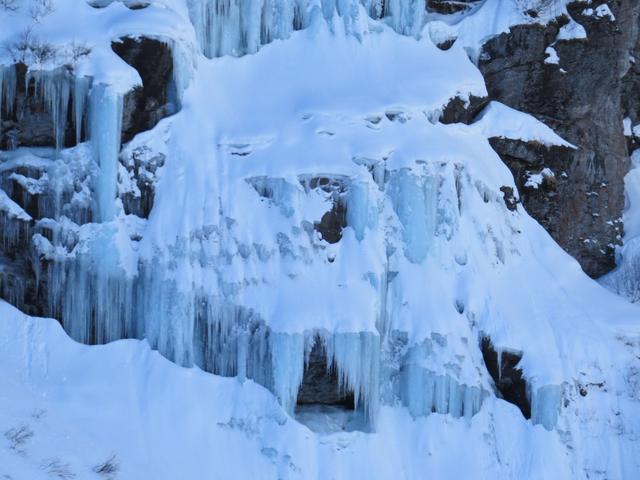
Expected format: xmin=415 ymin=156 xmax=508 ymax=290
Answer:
xmin=187 ymin=0 xmax=427 ymax=58
xmin=1 ymin=1 xmax=640 ymax=478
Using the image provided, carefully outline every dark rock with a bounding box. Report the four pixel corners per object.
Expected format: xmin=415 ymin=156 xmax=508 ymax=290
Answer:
xmin=500 ymin=186 xmax=518 ymax=211
xmin=315 ymin=201 xmax=347 ymax=244
xmin=112 ymin=37 xmax=178 ymax=144
xmin=427 ymin=0 xmax=480 ymax=15
xmin=440 ymin=94 xmax=488 ymax=124
xmin=479 ymin=2 xmax=640 ymax=277
xmin=299 ymin=175 xmax=349 ymax=244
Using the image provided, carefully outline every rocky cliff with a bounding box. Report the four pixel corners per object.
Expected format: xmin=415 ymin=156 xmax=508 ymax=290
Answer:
xmin=479 ymin=0 xmax=640 ymax=278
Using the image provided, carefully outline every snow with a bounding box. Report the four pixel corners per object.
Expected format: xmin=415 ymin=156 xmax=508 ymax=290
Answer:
xmin=545 ymin=45 xmax=560 ymax=64
xmin=475 ymin=101 xmax=574 ymax=148
xmin=557 ymin=17 xmax=587 ymax=41
xmin=525 ymin=167 xmax=555 ymax=189
xmin=583 ymin=5 xmax=616 ymax=21
xmin=2 ymin=300 xmax=639 ymax=479
xmin=0 ymin=189 xmax=32 ymax=222
xmin=624 ymin=117 xmax=633 ymax=136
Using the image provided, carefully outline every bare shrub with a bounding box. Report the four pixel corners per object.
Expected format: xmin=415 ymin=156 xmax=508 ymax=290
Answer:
xmin=4 ymin=27 xmax=59 ymax=64
xmin=0 ymin=0 xmax=21 ymax=12
xmin=4 ymin=424 xmax=34 ymax=451
xmin=69 ymin=41 xmax=92 ymax=62
xmin=515 ymin=0 xmax=559 ymax=17
xmin=40 ymin=458 xmax=75 ymax=480
xmin=29 ymin=0 xmax=54 ymax=22
xmin=93 ymin=454 xmax=120 ymax=479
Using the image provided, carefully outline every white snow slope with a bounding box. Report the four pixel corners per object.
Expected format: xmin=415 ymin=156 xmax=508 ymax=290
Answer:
xmin=1 ymin=0 xmax=639 ymax=479
xmin=2 ymin=299 xmax=639 ymax=480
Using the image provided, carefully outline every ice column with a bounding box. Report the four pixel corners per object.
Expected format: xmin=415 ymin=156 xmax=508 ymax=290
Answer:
xmin=89 ymin=84 xmax=123 ymax=222
xmin=388 ymin=169 xmax=438 ymax=263
xmin=531 ymin=384 xmax=562 ymax=430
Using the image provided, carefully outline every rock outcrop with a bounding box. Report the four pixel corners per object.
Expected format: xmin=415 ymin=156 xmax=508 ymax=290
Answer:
xmin=479 ymin=1 xmax=640 ymax=278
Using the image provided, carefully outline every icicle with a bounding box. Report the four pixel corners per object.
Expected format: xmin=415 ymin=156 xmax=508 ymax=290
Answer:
xmin=327 ymin=332 xmax=380 ymax=423
xmin=89 ymin=84 xmax=123 ymax=223
xmin=73 ymin=76 xmax=91 ymax=145
xmin=25 ymin=68 xmax=73 ymax=150
xmin=271 ymin=332 xmax=305 ymax=414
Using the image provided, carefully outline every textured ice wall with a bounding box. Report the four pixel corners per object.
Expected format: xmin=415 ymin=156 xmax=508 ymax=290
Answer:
xmin=187 ymin=0 xmax=427 ymax=57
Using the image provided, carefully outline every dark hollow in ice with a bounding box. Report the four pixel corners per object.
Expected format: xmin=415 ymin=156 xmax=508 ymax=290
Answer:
xmin=112 ymin=37 xmax=179 ymax=143
xmin=481 ymin=336 xmax=531 ymax=419
xmin=296 ymin=337 xmax=355 ymax=409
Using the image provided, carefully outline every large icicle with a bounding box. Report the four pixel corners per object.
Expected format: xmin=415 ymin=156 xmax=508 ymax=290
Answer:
xmin=271 ymin=332 xmax=306 ymax=414
xmin=89 ymin=84 xmax=123 ymax=222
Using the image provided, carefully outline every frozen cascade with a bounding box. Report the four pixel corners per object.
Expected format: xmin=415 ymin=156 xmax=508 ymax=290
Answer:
xmin=46 ymin=227 xmax=135 ymax=345
xmin=187 ymin=0 xmax=426 ymax=58
xmin=32 ymin=155 xmax=501 ymax=429
xmin=47 ymin=260 xmax=385 ymax=425
xmin=89 ymin=84 xmax=123 ymax=222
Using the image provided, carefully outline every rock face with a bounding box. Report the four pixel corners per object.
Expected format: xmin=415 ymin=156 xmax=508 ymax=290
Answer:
xmin=479 ymin=1 xmax=640 ymax=278
xmin=427 ymin=0 xmax=480 ymax=15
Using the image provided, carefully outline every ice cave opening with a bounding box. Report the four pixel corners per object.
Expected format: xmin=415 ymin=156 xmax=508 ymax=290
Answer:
xmin=294 ymin=335 xmax=366 ymax=434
